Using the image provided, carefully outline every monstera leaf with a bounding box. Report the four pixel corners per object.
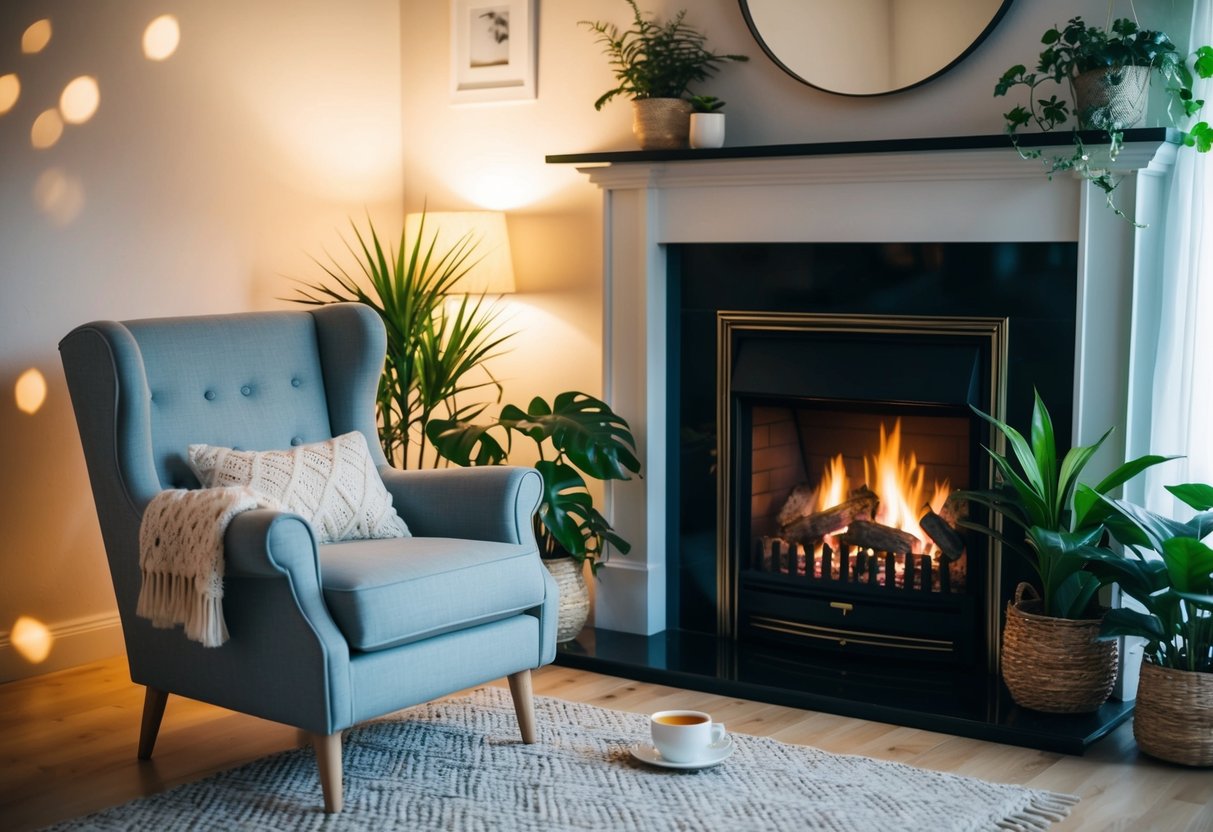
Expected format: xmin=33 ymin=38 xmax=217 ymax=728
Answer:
xmin=501 ymin=392 xmax=641 ymax=482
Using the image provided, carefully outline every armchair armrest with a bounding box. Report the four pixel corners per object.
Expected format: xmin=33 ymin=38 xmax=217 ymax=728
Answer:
xmin=223 ymin=509 xmax=347 ymax=654
xmin=379 ymin=466 xmax=542 ymax=544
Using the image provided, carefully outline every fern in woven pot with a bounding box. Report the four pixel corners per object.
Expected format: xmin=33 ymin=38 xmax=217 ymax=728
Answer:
xmin=957 ymin=393 xmax=1173 ymax=713
xmin=1085 ymin=484 xmax=1213 ymax=765
xmin=581 ymin=0 xmax=746 ymax=150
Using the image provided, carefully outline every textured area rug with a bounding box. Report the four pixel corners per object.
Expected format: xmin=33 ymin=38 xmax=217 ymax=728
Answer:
xmin=44 ymin=688 xmax=1077 ymax=831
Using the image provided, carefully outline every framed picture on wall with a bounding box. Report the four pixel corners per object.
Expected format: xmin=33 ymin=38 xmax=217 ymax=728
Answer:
xmin=450 ymin=0 xmax=537 ymax=103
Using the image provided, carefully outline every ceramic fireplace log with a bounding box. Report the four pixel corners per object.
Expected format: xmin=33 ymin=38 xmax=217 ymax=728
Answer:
xmin=780 ymin=486 xmax=879 ymax=544
xmin=839 ymin=520 xmax=919 ymax=554
xmin=919 ymin=509 xmax=965 ymax=561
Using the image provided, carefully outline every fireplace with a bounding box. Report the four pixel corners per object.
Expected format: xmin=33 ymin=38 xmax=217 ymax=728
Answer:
xmin=676 ymin=243 xmax=1070 ymax=678
xmin=551 ymin=133 xmax=1177 ymax=751
xmin=721 ymin=312 xmax=1004 ymax=668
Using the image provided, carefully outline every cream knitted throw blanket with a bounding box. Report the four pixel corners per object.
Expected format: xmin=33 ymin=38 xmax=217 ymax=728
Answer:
xmin=137 ymin=486 xmax=270 ymax=647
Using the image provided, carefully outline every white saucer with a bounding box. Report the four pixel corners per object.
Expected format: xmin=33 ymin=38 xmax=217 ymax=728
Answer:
xmin=629 ymin=735 xmax=734 ymax=769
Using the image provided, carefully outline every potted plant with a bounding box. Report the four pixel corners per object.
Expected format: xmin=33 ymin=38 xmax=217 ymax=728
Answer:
xmin=290 ymin=214 xmax=514 ymax=469
xmin=689 ymin=95 xmax=727 ymax=149
xmin=995 ymin=16 xmax=1213 ymax=224
xmin=427 ymin=392 xmax=642 ymax=641
xmin=958 ymin=392 xmax=1173 ymax=712
xmin=1086 ymin=483 xmax=1213 ymax=766
xmin=581 ymin=0 xmax=747 ymax=150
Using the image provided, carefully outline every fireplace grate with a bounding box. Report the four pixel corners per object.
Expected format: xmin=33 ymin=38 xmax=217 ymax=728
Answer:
xmin=751 ymin=536 xmax=963 ymax=594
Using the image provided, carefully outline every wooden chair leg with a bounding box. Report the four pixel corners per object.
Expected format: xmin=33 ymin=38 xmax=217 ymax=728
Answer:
xmin=507 ymin=669 xmax=536 ymax=744
xmin=137 ymin=687 xmax=168 ymax=760
xmin=311 ymin=731 xmax=343 ymax=813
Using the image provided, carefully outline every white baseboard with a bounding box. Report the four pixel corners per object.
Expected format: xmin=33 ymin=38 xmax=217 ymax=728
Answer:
xmin=0 ymin=611 xmax=124 ymax=682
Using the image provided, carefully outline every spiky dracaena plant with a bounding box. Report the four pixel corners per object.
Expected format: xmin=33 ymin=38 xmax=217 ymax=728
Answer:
xmin=290 ymin=214 xmax=514 ymax=469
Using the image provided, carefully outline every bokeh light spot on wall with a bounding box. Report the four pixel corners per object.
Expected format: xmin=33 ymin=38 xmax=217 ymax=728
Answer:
xmin=60 ymin=76 xmax=99 ymax=124
xmin=0 ymin=74 xmax=20 ymax=115
xmin=34 ymin=168 xmax=85 ymax=225
xmin=10 ymin=616 xmax=53 ymax=664
xmin=15 ymin=369 xmax=48 ymax=414
xmin=31 ymin=108 xmax=63 ymax=148
xmin=143 ymin=15 xmax=180 ymax=61
xmin=22 ymin=19 xmax=53 ymax=54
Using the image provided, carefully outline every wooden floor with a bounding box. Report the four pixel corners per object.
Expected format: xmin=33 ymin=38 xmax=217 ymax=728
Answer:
xmin=2 ymin=655 xmax=1210 ymax=831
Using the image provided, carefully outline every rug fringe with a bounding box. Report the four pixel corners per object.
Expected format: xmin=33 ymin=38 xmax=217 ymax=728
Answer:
xmin=995 ymin=793 xmax=1080 ymax=830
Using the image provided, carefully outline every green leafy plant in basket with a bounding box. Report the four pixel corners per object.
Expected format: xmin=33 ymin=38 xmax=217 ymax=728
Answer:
xmin=290 ymin=213 xmax=514 ymax=469
xmin=957 ymin=391 xmax=1174 ymax=618
xmin=1087 ymin=483 xmax=1213 ymax=673
xmin=995 ymin=16 xmax=1213 ymax=224
xmin=427 ymin=392 xmax=642 ymax=573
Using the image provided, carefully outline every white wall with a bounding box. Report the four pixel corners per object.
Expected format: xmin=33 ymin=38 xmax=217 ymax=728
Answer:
xmin=0 ymin=0 xmax=402 ymax=680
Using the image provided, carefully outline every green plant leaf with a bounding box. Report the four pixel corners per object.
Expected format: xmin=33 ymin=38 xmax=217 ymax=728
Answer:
xmin=425 ymin=418 xmax=508 ymax=467
xmin=503 ymin=392 xmax=641 ymax=482
xmin=1051 ymin=570 xmax=1102 ymax=619
xmin=1029 ymin=390 xmax=1059 ymax=515
xmin=1159 ymin=537 xmax=1213 ymax=594
xmin=1098 ymin=607 xmax=1167 ymax=643
xmin=1166 ymin=483 xmax=1213 ymax=511
xmin=972 ymin=407 xmax=1047 ymax=502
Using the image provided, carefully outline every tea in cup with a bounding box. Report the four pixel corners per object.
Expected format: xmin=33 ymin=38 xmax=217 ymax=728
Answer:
xmin=650 ymin=710 xmax=726 ymax=763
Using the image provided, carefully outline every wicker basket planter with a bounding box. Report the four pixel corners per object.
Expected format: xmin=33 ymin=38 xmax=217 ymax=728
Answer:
xmin=632 ymin=98 xmax=692 ymax=150
xmin=1073 ymin=66 xmax=1150 ymax=130
xmin=543 ymin=556 xmax=590 ymax=643
xmin=1134 ymin=660 xmax=1213 ymax=766
xmin=1001 ymin=583 xmax=1118 ymax=713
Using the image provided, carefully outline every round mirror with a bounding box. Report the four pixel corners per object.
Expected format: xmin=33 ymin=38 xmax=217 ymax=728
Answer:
xmin=740 ymin=0 xmax=1014 ymax=97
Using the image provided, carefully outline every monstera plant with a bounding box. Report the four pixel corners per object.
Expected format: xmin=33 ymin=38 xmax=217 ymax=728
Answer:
xmin=427 ymin=391 xmax=642 ymax=572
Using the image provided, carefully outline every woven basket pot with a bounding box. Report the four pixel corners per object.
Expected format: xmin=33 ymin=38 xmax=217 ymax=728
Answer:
xmin=1134 ymin=660 xmax=1213 ymax=766
xmin=1001 ymin=583 xmax=1118 ymax=713
xmin=1073 ymin=66 xmax=1150 ymax=130
xmin=632 ymin=98 xmax=692 ymax=150
xmin=543 ymin=556 xmax=589 ymax=643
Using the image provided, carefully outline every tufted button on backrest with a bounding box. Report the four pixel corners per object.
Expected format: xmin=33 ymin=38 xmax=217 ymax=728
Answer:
xmin=127 ymin=312 xmax=334 ymax=489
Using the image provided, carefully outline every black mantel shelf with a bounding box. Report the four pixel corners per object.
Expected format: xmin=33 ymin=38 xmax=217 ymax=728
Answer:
xmin=546 ymin=127 xmax=1179 ymax=165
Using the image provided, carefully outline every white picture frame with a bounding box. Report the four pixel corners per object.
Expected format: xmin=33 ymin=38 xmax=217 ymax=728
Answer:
xmin=450 ymin=0 xmax=537 ymax=103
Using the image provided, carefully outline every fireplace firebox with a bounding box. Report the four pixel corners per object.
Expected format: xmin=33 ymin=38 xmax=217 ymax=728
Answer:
xmin=718 ymin=312 xmax=1006 ymax=669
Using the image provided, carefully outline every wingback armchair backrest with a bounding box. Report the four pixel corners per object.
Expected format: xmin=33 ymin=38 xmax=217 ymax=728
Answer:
xmin=59 ymin=303 xmax=387 ymax=621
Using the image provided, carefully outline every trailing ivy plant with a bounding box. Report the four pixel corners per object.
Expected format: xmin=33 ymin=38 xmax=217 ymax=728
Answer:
xmin=995 ymin=16 xmax=1213 ymax=224
xmin=581 ymin=0 xmax=747 ymax=111
xmin=290 ymin=214 xmax=514 ymax=469
xmin=427 ymin=392 xmax=642 ymax=572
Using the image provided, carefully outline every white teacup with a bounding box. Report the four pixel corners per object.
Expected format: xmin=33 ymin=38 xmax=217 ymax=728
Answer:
xmin=650 ymin=710 xmax=727 ymax=763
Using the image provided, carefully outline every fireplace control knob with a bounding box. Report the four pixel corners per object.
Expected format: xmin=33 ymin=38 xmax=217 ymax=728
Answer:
xmin=830 ymin=601 xmax=854 ymax=616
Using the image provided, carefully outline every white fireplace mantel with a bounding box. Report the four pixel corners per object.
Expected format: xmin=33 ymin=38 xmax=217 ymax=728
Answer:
xmin=564 ymin=133 xmax=1179 ymax=638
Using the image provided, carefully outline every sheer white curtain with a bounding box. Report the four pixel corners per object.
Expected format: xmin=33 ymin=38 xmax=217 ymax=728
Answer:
xmin=1142 ymin=0 xmax=1213 ymax=514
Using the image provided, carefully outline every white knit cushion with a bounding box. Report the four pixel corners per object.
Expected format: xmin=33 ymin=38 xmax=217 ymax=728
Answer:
xmin=187 ymin=431 xmax=410 ymax=544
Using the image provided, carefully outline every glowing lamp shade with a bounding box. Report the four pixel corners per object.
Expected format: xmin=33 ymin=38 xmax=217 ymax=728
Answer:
xmin=404 ymin=211 xmax=516 ymax=295
xmin=143 ymin=15 xmax=180 ymax=61
xmin=0 ymin=74 xmax=20 ymax=116
xmin=10 ymin=616 xmax=53 ymax=663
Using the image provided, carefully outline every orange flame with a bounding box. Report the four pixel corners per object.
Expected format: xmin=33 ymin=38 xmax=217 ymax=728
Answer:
xmin=814 ymin=419 xmax=950 ymax=555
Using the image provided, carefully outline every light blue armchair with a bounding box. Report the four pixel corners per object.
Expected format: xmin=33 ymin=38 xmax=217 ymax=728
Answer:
xmin=59 ymin=303 xmax=558 ymax=813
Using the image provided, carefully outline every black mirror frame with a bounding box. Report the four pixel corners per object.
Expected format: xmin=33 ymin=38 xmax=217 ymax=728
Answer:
xmin=738 ymin=0 xmax=1015 ymax=97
